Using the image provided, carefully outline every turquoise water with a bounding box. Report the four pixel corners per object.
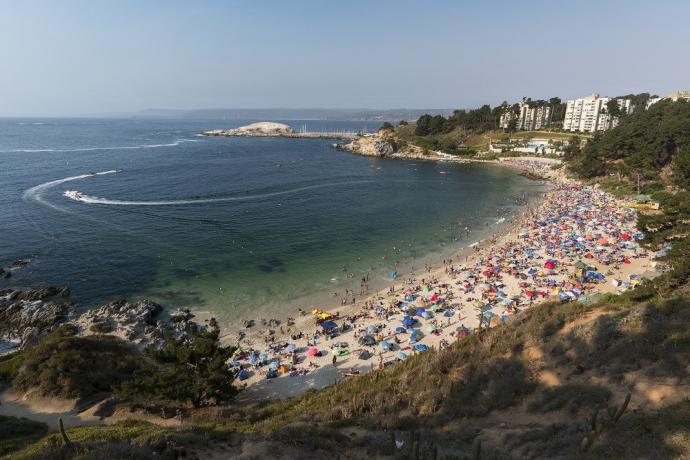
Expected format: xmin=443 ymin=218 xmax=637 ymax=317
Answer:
xmin=0 ymin=118 xmax=548 ymax=324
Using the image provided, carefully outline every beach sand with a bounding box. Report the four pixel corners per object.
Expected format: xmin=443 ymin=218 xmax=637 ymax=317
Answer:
xmin=227 ymin=157 xmax=658 ymax=402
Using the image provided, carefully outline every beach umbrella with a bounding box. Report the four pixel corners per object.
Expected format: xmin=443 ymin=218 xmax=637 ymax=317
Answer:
xmin=286 ymin=344 xmax=296 ymax=353
xmin=395 ymin=326 xmax=407 ymax=334
xmin=259 ymin=353 xmax=268 ymax=362
xmin=250 ymin=354 xmax=259 ymax=364
xmin=414 ymin=344 xmax=428 ymax=352
xmin=422 ymin=311 xmax=432 ymax=319
xmin=367 ymin=324 xmax=377 ymax=334
xmin=320 ymin=320 xmax=338 ymax=331
xmin=426 ymin=324 xmax=436 ymax=333
xmin=398 ymin=352 xmax=408 ymax=360
xmin=402 ymin=316 xmax=415 ymax=327
xmin=443 ymin=310 xmax=454 ymax=317
xmin=307 ymin=347 xmax=318 ymax=356
xmin=379 ymin=340 xmax=390 ymax=350
xmin=238 ymin=369 xmax=250 ymax=381
xmin=410 ymin=330 xmax=423 ymax=343
xmin=415 ymin=307 xmax=426 ymax=317
xmin=525 ymin=290 xmax=536 ymax=298
xmin=269 ymin=361 xmax=279 ymax=370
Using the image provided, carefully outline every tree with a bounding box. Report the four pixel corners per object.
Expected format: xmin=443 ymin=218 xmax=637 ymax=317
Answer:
xmin=398 ymin=119 xmax=408 ymax=126
xmin=117 ymin=330 xmax=236 ymax=407
xmin=415 ymin=114 xmax=432 ymax=136
xmin=380 ymin=121 xmax=394 ymax=131
xmin=675 ymin=145 xmax=690 ymax=189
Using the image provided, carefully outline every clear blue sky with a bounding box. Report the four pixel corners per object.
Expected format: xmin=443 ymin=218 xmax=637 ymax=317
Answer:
xmin=1 ymin=0 xmax=689 ymax=116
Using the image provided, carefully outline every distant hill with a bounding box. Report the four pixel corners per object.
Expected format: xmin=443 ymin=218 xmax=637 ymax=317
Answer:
xmin=132 ymin=107 xmax=455 ymax=121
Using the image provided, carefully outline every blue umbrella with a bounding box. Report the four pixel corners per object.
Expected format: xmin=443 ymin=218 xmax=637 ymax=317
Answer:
xmin=379 ymin=340 xmax=390 ymax=350
xmin=321 ymin=320 xmax=338 ymax=331
xmin=414 ymin=344 xmax=428 ymax=352
xmin=398 ymin=352 xmax=408 ymax=360
xmin=238 ymin=369 xmax=250 ymax=380
xmin=415 ymin=307 xmax=426 ymax=316
xmin=443 ymin=310 xmax=454 ymax=317
xmin=402 ymin=316 xmax=415 ymax=327
xmin=395 ymin=326 xmax=407 ymax=333
xmin=286 ymin=344 xmax=296 ymax=353
xmin=422 ymin=311 xmax=432 ymax=319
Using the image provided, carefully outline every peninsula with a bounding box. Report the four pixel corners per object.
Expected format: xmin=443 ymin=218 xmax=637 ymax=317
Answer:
xmin=200 ymin=121 xmax=359 ymax=140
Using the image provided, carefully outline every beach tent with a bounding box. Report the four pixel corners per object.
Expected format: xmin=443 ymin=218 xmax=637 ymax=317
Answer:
xmin=410 ymin=330 xmax=424 ymax=343
xmin=238 ymin=369 xmax=250 ymax=381
xmin=332 ymin=348 xmax=349 ymax=356
xmin=415 ymin=307 xmax=426 ymax=317
xmin=422 ymin=311 xmax=432 ymax=319
xmin=402 ymin=316 xmax=415 ymax=327
xmin=367 ymin=324 xmax=378 ymax=334
xmin=358 ymin=335 xmax=376 ymax=346
xmin=359 ymin=350 xmax=371 ymax=360
xmin=395 ymin=326 xmax=407 ymax=334
xmin=443 ymin=310 xmax=454 ymax=317
xmin=414 ymin=344 xmax=428 ymax=352
xmin=379 ymin=340 xmax=390 ymax=350
xmin=307 ymin=347 xmax=319 ymax=357
xmin=426 ymin=324 xmax=436 ymax=333
xmin=286 ymin=344 xmax=296 ymax=353
xmin=398 ymin=352 xmax=408 ymax=360
xmin=320 ymin=320 xmax=338 ymax=331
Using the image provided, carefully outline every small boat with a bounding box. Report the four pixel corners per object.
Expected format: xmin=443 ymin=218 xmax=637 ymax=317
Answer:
xmin=115 ymin=168 xmax=124 ymax=173
xmin=88 ymin=172 xmax=97 ymax=176
xmin=63 ymin=190 xmax=83 ymax=201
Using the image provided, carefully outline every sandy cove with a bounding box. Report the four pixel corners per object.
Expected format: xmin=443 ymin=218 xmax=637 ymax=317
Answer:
xmin=227 ymin=157 xmax=658 ymax=402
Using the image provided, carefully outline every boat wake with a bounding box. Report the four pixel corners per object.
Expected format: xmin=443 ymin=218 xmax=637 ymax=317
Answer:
xmin=66 ymin=180 xmax=376 ymax=206
xmin=3 ymin=138 xmax=197 ymax=153
xmin=22 ymin=170 xmax=119 ymax=211
xmin=25 ymin=170 xmax=375 ymax=208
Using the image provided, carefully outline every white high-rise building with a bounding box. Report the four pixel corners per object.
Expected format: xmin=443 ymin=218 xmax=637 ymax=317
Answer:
xmin=646 ymin=90 xmax=690 ymax=108
xmin=563 ymin=93 xmax=632 ymax=132
xmin=500 ymin=100 xmax=552 ymax=131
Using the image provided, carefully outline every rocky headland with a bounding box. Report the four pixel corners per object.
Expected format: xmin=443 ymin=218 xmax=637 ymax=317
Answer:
xmin=200 ymin=121 xmax=357 ymax=140
xmin=332 ymin=130 xmax=449 ymax=160
xmin=0 ymin=288 xmax=213 ymax=355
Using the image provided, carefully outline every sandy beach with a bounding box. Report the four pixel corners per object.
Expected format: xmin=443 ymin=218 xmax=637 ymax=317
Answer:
xmin=223 ymin=157 xmax=657 ymax=402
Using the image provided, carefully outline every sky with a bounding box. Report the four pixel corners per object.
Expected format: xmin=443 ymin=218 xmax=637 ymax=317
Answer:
xmin=1 ymin=0 xmax=689 ymax=117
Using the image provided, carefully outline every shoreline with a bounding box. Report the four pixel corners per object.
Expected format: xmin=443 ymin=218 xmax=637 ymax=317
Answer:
xmin=224 ymin=157 xmax=656 ymax=402
xmin=0 ymin=156 xmax=657 ymax=417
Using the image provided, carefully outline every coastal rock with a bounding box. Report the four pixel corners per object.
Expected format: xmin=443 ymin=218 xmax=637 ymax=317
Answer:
xmin=0 ymin=289 xmax=73 ymax=347
xmin=9 ymin=286 xmax=70 ymax=302
xmin=75 ymin=299 xmax=164 ymax=345
xmin=170 ymin=308 xmax=195 ymax=323
xmin=334 ymin=133 xmax=434 ymax=160
xmin=0 ymin=268 xmax=10 ymax=279
xmin=335 ymin=134 xmax=394 ymax=157
xmin=202 ymin=122 xmax=294 ymax=137
xmin=10 ymin=259 xmax=30 ymax=269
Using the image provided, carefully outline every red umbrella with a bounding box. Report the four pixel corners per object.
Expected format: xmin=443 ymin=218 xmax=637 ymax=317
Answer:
xmin=525 ymin=290 xmax=536 ymax=298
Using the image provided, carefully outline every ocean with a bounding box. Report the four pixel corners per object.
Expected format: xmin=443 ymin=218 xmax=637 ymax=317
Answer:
xmin=0 ymin=118 xmax=548 ymax=325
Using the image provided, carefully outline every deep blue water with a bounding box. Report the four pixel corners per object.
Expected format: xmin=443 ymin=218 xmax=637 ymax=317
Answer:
xmin=0 ymin=118 xmax=547 ymax=324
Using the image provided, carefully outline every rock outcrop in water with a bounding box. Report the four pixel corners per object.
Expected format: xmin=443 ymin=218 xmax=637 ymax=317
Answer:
xmin=202 ymin=122 xmax=295 ymax=137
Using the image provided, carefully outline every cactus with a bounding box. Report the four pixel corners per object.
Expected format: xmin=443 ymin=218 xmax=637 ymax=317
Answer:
xmin=581 ymin=393 xmax=631 ymax=452
xmin=58 ymin=417 xmax=72 ymax=448
xmin=472 ymin=437 xmax=481 ymax=460
xmin=613 ymin=393 xmax=630 ymax=423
